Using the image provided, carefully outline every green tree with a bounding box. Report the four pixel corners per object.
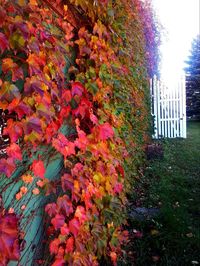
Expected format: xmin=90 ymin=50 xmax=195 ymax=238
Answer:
xmin=185 ymin=35 xmax=200 ymax=119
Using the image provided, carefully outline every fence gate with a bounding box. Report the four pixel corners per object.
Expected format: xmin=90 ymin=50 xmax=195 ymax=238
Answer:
xmin=150 ymin=76 xmax=187 ymax=138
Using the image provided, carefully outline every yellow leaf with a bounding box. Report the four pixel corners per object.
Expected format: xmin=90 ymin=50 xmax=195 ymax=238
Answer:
xmin=9 ymin=32 xmax=25 ymax=49
xmin=29 ymin=0 xmax=38 ymax=5
xmin=18 ymin=0 xmax=26 ymax=7
xmin=150 ymin=229 xmax=159 ymax=236
xmin=64 ymin=5 xmax=68 ymax=11
xmin=105 ymin=180 xmax=112 ymax=192
xmin=74 ymin=180 xmax=80 ymax=192
xmin=24 ymin=96 xmax=35 ymax=107
xmin=93 ymin=173 xmax=101 ymax=183
xmin=24 ymin=131 xmax=40 ymax=143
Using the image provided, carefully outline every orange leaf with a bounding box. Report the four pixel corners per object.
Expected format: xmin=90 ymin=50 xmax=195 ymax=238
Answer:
xmin=20 ymin=186 xmax=28 ymax=194
xmin=75 ymin=206 xmax=87 ymax=223
xmin=15 ymin=192 xmax=22 ymax=201
xmin=22 ymin=174 xmax=33 ymax=184
xmin=32 ymin=188 xmax=40 ymax=195
xmin=110 ymin=252 xmax=117 ymax=265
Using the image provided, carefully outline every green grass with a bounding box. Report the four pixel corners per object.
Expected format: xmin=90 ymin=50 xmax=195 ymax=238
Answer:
xmin=123 ymin=121 xmax=200 ymax=266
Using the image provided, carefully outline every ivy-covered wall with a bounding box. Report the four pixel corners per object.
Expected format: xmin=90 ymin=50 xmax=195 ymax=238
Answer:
xmin=0 ymin=0 xmax=159 ymax=265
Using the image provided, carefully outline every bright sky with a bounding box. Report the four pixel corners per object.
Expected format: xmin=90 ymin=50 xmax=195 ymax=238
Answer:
xmin=152 ymin=0 xmax=200 ymax=84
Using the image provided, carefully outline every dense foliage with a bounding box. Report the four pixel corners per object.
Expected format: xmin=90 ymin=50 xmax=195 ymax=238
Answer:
xmin=0 ymin=0 xmax=159 ymax=265
xmin=185 ymin=35 xmax=200 ymax=119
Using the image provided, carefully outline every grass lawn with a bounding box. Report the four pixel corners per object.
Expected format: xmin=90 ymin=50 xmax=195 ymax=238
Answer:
xmin=123 ymin=121 xmax=200 ymax=266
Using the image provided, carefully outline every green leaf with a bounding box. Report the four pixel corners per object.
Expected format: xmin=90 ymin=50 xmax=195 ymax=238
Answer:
xmin=9 ymin=32 xmax=25 ymax=49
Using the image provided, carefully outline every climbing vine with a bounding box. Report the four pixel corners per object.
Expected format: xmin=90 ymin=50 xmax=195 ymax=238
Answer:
xmin=0 ymin=0 xmax=159 ymax=265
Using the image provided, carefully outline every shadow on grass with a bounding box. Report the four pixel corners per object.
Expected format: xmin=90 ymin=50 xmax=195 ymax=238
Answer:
xmin=120 ymin=121 xmax=200 ymax=266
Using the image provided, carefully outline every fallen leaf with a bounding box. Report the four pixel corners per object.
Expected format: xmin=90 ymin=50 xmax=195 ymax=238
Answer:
xmin=32 ymin=188 xmax=40 ymax=195
xmin=186 ymin=233 xmax=193 ymax=238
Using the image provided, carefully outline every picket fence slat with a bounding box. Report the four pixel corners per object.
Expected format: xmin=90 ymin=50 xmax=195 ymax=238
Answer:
xmin=150 ymin=76 xmax=187 ymax=139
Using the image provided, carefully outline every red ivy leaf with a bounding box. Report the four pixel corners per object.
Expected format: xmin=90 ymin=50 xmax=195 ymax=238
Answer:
xmin=0 ymin=8 xmax=6 ymax=27
xmin=45 ymin=121 xmax=60 ymax=143
xmin=71 ymin=82 xmax=85 ymax=97
xmin=58 ymin=105 xmax=71 ymax=123
xmin=65 ymin=236 xmax=74 ymax=253
xmin=61 ymin=173 xmax=74 ymax=192
xmin=45 ymin=203 xmax=57 ymax=217
xmin=74 ymin=128 xmax=88 ymax=151
xmin=51 ymin=214 xmax=65 ymax=230
xmin=62 ymin=89 xmax=72 ymax=102
xmin=3 ymin=120 xmax=23 ymax=143
xmin=73 ymin=97 xmax=91 ymax=118
xmin=57 ymin=195 xmax=73 ymax=217
xmin=60 ymin=224 xmax=69 ymax=235
xmin=71 ymin=163 xmax=83 ymax=176
xmin=116 ymin=164 xmax=125 ymax=178
xmin=98 ymin=122 xmax=114 ymax=140
xmin=6 ymin=143 xmax=22 ymax=161
xmin=113 ymin=182 xmax=123 ymax=194
xmin=0 ymin=158 xmax=16 ymax=177
xmin=0 ymin=214 xmax=19 ymax=262
xmin=90 ymin=113 xmax=98 ymax=125
xmin=0 ymin=32 xmax=9 ymax=54
xmin=49 ymin=238 xmax=60 ymax=255
xmin=24 ymin=116 xmax=43 ymax=135
xmin=8 ymin=99 xmax=32 ymax=119
xmin=69 ymin=218 xmax=80 ymax=237
xmin=52 ymin=133 xmax=75 ymax=158
xmin=75 ymin=206 xmax=87 ymax=223
xmin=31 ymin=160 xmax=46 ymax=179
xmin=52 ymin=259 xmax=65 ymax=266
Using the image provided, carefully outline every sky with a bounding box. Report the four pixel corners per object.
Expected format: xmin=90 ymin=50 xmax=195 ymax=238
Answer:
xmin=152 ymin=0 xmax=200 ymax=84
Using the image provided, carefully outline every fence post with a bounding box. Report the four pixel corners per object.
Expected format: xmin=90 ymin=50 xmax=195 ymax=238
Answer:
xmin=182 ymin=75 xmax=187 ymax=138
xmin=153 ymin=75 xmax=158 ymax=138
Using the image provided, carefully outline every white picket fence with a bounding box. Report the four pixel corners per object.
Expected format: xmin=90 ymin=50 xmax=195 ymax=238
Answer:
xmin=150 ymin=76 xmax=187 ymax=138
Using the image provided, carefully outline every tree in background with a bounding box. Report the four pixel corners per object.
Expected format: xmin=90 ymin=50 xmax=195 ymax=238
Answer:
xmin=185 ymin=35 xmax=200 ymax=119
